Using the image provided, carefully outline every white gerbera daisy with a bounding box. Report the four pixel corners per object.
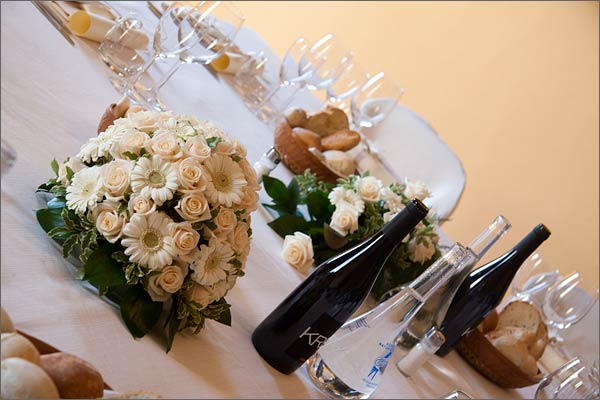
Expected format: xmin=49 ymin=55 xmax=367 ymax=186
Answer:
xmin=130 ymin=155 xmax=178 ymax=206
xmin=328 ymin=187 xmax=365 ymax=214
xmin=190 ymin=239 xmax=234 ymax=286
xmin=121 ymin=213 xmax=176 ymax=270
xmin=203 ymin=154 xmax=247 ymax=207
xmin=66 ymin=166 xmax=104 ymax=214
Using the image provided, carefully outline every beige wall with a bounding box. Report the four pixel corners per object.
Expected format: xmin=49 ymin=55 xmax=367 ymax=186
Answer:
xmin=242 ymin=1 xmax=599 ymax=281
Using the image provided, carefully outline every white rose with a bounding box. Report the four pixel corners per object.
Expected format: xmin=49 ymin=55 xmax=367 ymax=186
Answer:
xmin=329 ymin=205 xmax=359 ymax=237
xmin=175 ymin=192 xmax=211 ymax=222
xmin=403 ymin=178 xmax=431 ymax=201
xmin=177 ymin=157 xmax=206 ymax=190
xmin=169 ymin=221 xmax=200 ymax=256
xmin=57 ymin=157 xmax=86 ymax=186
xmin=125 ymin=110 xmax=162 ymax=132
xmin=214 ymin=208 xmax=237 ymax=236
xmin=214 ymin=140 xmax=235 ymax=156
xmin=355 ymin=176 xmax=382 ymax=202
xmin=93 ymin=201 xmax=126 ymax=243
xmin=235 ymin=187 xmax=259 ymax=216
xmin=145 ymin=131 xmax=183 ymax=161
xmin=110 ymin=129 xmax=150 ymax=159
xmin=183 ymin=136 xmax=211 ymax=161
xmin=186 ymin=282 xmax=216 ymax=309
xmin=238 ymin=159 xmax=260 ymax=191
xmin=380 ymin=187 xmax=405 ymax=213
xmin=102 ymin=160 xmax=133 ymax=198
xmin=328 ymin=187 xmax=365 ymax=214
xmin=128 ymin=193 xmax=156 ymax=216
xmin=229 ymin=221 xmax=250 ymax=254
xmin=282 ymin=232 xmax=314 ymax=274
xmin=147 ymin=263 xmax=189 ymax=302
xmin=407 ymin=237 xmax=436 ymax=264
xmin=231 ymin=140 xmax=247 ymax=158
xmin=209 ymin=280 xmax=228 ymax=301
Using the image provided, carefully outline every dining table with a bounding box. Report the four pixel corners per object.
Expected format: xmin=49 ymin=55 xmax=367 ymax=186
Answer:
xmin=1 ymin=2 xmax=596 ymax=398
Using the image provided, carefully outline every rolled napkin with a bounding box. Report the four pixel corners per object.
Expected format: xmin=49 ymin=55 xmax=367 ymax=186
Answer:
xmin=210 ymin=52 xmax=249 ymax=75
xmin=67 ymin=10 xmax=149 ymax=50
xmin=97 ymin=96 xmax=130 ymax=134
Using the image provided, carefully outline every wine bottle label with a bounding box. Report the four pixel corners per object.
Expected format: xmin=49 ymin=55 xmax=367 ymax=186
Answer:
xmin=285 ymin=314 xmax=341 ymax=362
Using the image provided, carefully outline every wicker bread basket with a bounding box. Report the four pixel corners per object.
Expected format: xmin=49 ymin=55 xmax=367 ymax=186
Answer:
xmin=457 ymin=328 xmax=543 ymax=388
xmin=274 ymin=121 xmax=346 ymax=184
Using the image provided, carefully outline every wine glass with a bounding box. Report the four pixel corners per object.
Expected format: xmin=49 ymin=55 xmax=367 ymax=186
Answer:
xmin=351 ymin=71 xmax=404 ymax=129
xmin=535 ymin=357 xmax=599 ymax=399
xmin=304 ymin=33 xmax=354 ymax=93
xmin=323 ymin=61 xmax=369 ymax=113
xmin=179 ymin=1 xmax=245 ymax=65
xmin=127 ymin=2 xmax=216 ymax=110
xmin=542 ymin=272 xmax=599 ymax=339
xmin=511 ymin=252 xmax=562 ymax=309
xmin=99 ymin=14 xmax=151 ymax=94
xmin=253 ymin=37 xmax=325 ymax=124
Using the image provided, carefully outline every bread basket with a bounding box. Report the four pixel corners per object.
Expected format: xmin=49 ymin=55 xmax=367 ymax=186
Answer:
xmin=274 ymin=121 xmax=345 ymax=184
xmin=457 ymin=328 xmax=543 ymax=388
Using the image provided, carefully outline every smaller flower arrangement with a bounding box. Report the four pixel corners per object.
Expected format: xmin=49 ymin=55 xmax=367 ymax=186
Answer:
xmin=263 ymin=171 xmax=442 ymax=301
xmin=36 ymin=110 xmax=259 ymax=351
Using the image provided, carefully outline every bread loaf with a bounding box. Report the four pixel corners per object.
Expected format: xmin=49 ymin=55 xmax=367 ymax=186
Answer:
xmin=284 ymin=108 xmax=308 ymax=128
xmin=305 ymin=107 xmax=349 ymax=137
xmin=497 ymin=301 xmax=548 ymax=359
xmin=321 ymin=129 xmax=361 ymax=151
xmin=1 ymin=357 xmax=59 ymax=399
xmin=487 ymin=333 xmax=538 ymax=377
xmin=292 ymin=127 xmax=322 ymax=150
xmin=1 ymin=333 xmax=41 ymax=365
xmin=40 ymin=352 xmax=104 ymax=399
xmin=1 ymin=307 xmax=15 ymax=333
xmin=323 ymin=151 xmax=356 ymax=176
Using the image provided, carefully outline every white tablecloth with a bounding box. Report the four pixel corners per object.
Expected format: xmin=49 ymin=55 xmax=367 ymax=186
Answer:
xmin=0 ymin=2 xmax=569 ymax=398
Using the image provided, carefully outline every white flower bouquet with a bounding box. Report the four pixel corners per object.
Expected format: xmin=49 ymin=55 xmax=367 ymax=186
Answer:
xmin=263 ymin=171 xmax=441 ymax=302
xmin=36 ymin=110 xmax=259 ymax=351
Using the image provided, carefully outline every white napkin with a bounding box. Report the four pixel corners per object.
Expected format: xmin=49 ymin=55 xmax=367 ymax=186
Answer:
xmin=67 ymin=10 xmax=149 ymax=50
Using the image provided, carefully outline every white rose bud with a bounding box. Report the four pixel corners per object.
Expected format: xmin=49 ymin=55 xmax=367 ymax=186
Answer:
xmin=128 ymin=193 xmax=156 ymax=216
xmin=184 ymin=136 xmax=211 ymax=161
xmin=177 ymin=157 xmax=206 ymax=190
xmin=147 ymin=263 xmax=189 ymax=302
xmin=93 ymin=201 xmax=126 ymax=243
xmin=355 ymin=176 xmax=382 ymax=202
xmin=329 ymin=205 xmax=359 ymax=237
xmin=282 ymin=232 xmax=314 ymax=274
xmin=175 ymin=192 xmax=211 ymax=222
xmin=57 ymin=157 xmax=86 ymax=186
xmin=403 ymin=178 xmax=431 ymax=201
xmin=126 ymin=110 xmax=161 ymax=132
xmin=236 ymin=187 xmax=259 ymax=215
xmin=110 ymin=129 xmax=150 ymax=159
xmin=145 ymin=131 xmax=183 ymax=161
xmin=214 ymin=140 xmax=235 ymax=156
xmin=214 ymin=208 xmax=237 ymax=237
xmin=229 ymin=221 xmax=250 ymax=254
xmin=170 ymin=221 xmax=200 ymax=256
xmin=238 ymin=159 xmax=260 ymax=191
xmin=102 ymin=160 xmax=133 ymax=198
xmin=232 ymin=140 xmax=247 ymax=158
xmin=407 ymin=237 xmax=436 ymax=264
xmin=186 ymin=282 xmax=215 ymax=309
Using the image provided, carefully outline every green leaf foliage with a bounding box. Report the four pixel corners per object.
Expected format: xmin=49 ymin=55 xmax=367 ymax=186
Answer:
xmin=36 ymin=208 xmax=68 ymax=241
xmin=83 ymin=243 xmax=127 ymax=294
xmin=267 ymin=215 xmax=309 ymax=238
xmin=263 ymin=176 xmax=291 ymax=208
xmin=106 ymin=284 xmax=163 ymax=339
xmin=305 ymin=191 xmax=333 ymax=222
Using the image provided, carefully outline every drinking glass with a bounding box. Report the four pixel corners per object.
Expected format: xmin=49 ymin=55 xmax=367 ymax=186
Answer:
xmin=179 ymin=1 xmax=245 ymax=65
xmin=127 ymin=2 xmax=219 ymax=110
xmin=304 ymin=33 xmax=354 ymax=92
xmin=323 ymin=61 xmax=369 ymax=113
xmin=99 ymin=15 xmax=151 ymax=94
xmin=542 ymin=272 xmax=599 ymax=340
xmin=535 ymin=357 xmax=599 ymax=399
xmin=350 ymin=71 xmax=404 ymax=129
xmin=253 ymin=37 xmax=325 ymax=124
xmin=511 ymin=252 xmax=562 ymax=309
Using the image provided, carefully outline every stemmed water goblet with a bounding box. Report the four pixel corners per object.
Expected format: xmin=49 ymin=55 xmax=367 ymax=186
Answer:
xmin=510 ymin=252 xmax=563 ymax=309
xmin=351 ymin=71 xmax=404 ymax=130
xmin=535 ymin=357 xmax=599 ymax=399
xmin=128 ymin=1 xmax=243 ymax=111
xmin=323 ymin=61 xmax=369 ymax=113
xmin=253 ymin=37 xmax=325 ymax=124
xmin=304 ymin=33 xmax=354 ymax=98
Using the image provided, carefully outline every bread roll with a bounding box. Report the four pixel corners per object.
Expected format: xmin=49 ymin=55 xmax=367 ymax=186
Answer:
xmin=477 ymin=310 xmax=498 ymax=334
xmin=1 ymin=357 xmax=59 ymax=399
xmin=497 ymin=300 xmax=548 ymax=359
xmin=305 ymin=107 xmax=349 ymax=137
xmin=0 ymin=307 xmax=15 ymax=333
xmin=321 ymin=129 xmax=361 ymax=151
xmin=284 ymin=108 xmax=308 ymax=128
xmin=40 ymin=352 xmax=104 ymax=399
xmin=292 ymin=127 xmax=322 ymax=150
xmin=487 ymin=333 xmax=538 ymax=377
xmin=323 ymin=150 xmax=355 ymax=176
xmin=1 ymin=333 xmax=41 ymax=365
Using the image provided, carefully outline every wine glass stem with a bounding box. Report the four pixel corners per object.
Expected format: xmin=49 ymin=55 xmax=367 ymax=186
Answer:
xmin=128 ymin=53 xmax=181 ymax=110
xmin=254 ymin=82 xmax=301 ymax=123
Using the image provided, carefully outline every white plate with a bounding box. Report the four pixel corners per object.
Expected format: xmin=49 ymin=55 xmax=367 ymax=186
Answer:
xmin=364 ymin=104 xmax=466 ymax=220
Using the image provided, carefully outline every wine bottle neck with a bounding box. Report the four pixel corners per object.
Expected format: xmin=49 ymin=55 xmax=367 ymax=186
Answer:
xmin=467 ymin=215 xmax=511 ymax=260
xmin=381 ymin=199 xmax=429 ymax=243
xmin=509 ymin=223 xmax=551 ymax=265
